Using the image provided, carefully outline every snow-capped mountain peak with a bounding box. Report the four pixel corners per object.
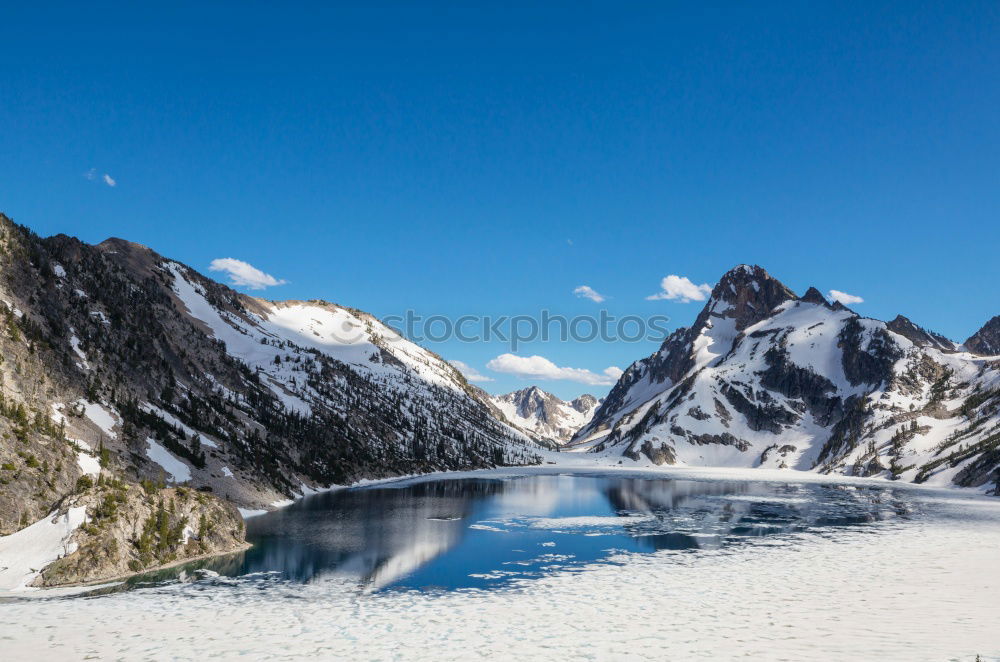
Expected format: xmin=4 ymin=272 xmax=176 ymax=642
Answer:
xmin=571 ymin=265 xmax=797 ymax=445
xmin=706 ymin=264 xmax=798 ymax=330
xmin=569 ymin=263 xmax=1000 ymax=494
xmin=491 ymin=387 xmax=601 ymax=444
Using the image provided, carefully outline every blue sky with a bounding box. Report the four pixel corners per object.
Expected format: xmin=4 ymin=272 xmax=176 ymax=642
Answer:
xmin=1 ymin=1 xmax=997 ymax=399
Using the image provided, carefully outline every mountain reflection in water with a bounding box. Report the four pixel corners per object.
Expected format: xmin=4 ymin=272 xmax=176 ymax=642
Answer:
xmin=180 ymin=473 xmax=912 ymax=593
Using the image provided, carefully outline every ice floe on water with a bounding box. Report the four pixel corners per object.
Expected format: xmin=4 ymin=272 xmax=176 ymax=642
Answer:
xmin=468 ymin=523 xmax=506 ymax=532
xmin=525 ymin=514 xmax=656 ymax=529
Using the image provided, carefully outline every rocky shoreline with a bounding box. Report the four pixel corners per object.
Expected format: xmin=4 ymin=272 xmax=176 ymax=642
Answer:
xmin=36 ymin=482 xmax=247 ymax=588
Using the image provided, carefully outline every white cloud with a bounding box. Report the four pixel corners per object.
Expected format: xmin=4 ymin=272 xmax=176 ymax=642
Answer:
xmin=646 ymin=275 xmax=712 ymax=303
xmin=828 ymin=289 xmax=864 ymax=305
xmin=83 ymin=168 xmax=117 ymax=187
xmin=603 ymin=366 xmax=624 ymax=380
xmin=448 ymin=360 xmax=494 ymax=383
xmin=209 ymin=258 xmax=288 ymax=290
xmin=573 ymin=285 xmax=606 ymax=303
xmin=486 ymin=354 xmax=622 ymax=386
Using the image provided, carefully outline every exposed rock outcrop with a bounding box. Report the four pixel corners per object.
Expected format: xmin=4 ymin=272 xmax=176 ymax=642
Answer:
xmin=39 ymin=481 xmax=245 ymax=587
xmin=887 ymin=315 xmax=956 ymax=351
xmin=965 ymin=316 xmax=1000 ymax=356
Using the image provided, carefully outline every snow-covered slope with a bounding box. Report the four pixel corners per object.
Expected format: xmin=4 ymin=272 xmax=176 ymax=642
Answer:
xmin=0 ymin=214 xmax=541 ymax=535
xmin=490 ymin=387 xmax=600 ymax=444
xmin=0 ymin=507 xmax=87 ymax=590
xmin=119 ymin=250 xmax=541 ymax=498
xmin=569 ymin=265 xmax=1000 ymax=493
xmin=165 ymin=260 xmax=498 ymax=417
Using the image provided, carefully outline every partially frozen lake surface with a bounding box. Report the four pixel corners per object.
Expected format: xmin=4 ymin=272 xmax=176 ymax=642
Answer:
xmin=166 ymin=472 xmax=940 ymax=592
xmin=3 ymin=469 xmax=1000 ymax=660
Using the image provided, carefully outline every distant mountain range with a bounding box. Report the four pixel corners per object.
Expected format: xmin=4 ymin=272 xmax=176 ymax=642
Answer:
xmin=2 ymin=212 xmax=998 ymax=587
xmin=490 ymin=386 xmax=601 ymax=445
xmin=568 ymin=265 xmax=1000 ymax=493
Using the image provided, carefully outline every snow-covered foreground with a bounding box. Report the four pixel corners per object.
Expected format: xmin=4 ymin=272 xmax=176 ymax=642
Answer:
xmin=0 ymin=507 xmax=87 ymax=591
xmin=2 ymin=469 xmax=999 ymax=661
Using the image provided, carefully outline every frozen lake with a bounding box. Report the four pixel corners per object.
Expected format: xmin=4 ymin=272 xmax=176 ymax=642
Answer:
xmin=155 ymin=472 xmax=926 ymax=592
xmin=3 ymin=469 xmax=999 ymax=660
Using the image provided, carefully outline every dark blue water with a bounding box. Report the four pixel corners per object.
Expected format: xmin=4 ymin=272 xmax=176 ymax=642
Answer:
xmin=186 ymin=472 xmax=913 ymax=593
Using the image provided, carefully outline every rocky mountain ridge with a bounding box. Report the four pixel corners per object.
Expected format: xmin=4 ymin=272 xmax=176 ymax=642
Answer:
xmin=0 ymin=213 xmax=540 ymax=586
xmin=490 ymin=386 xmax=601 ymax=444
xmin=570 ymin=265 xmax=1000 ymax=494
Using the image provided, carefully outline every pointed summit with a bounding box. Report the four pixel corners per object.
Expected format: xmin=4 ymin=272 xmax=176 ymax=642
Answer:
xmin=517 ymin=385 xmax=549 ymax=405
xmin=612 ymin=265 xmax=797 ymax=399
xmin=491 ymin=387 xmax=600 ymax=444
xmin=799 ymin=287 xmax=830 ymax=306
xmin=497 ymin=386 xmax=559 ymax=419
xmin=703 ymin=264 xmax=797 ymax=331
xmin=965 ymin=315 xmax=1000 ymax=356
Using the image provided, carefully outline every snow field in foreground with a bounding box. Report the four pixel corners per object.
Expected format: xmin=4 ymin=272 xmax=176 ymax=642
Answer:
xmin=2 ymin=495 xmax=999 ymax=661
xmin=0 ymin=507 xmax=87 ymax=591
